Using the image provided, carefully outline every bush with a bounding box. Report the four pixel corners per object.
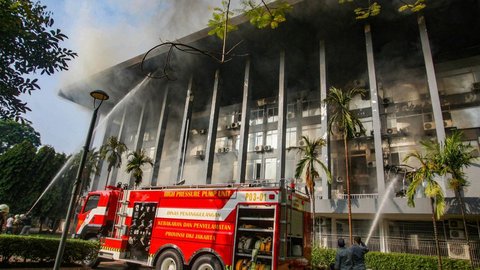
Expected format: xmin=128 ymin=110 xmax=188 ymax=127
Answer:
xmin=0 ymin=235 xmax=99 ymax=267
xmin=312 ymin=246 xmax=475 ymax=270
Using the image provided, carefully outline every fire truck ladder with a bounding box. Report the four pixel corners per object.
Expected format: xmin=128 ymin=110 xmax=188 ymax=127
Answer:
xmin=112 ymin=190 xmax=129 ymax=238
xmin=279 ymin=179 xmax=295 ymax=260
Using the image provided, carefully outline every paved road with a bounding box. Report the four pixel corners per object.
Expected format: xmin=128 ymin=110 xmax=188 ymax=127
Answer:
xmin=16 ymin=261 xmax=151 ymax=270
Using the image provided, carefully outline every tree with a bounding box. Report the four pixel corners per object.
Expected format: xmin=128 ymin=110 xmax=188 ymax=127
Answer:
xmin=437 ymin=131 xmax=477 ymax=268
xmin=0 ymin=119 xmax=41 ymax=154
xmin=404 ymin=139 xmax=445 ymax=270
xmin=126 ymin=150 xmax=153 ymax=188
xmin=291 ymin=136 xmax=331 ymax=246
xmin=324 ymin=86 xmax=366 ymax=244
xmin=100 ymin=136 xmax=128 ymax=186
xmin=0 ymin=0 xmax=77 ymax=121
xmin=26 ymin=146 xmax=68 ymax=231
xmin=65 ymin=148 xmax=101 ymax=194
xmin=0 ymin=140 xmax=37 ymax=213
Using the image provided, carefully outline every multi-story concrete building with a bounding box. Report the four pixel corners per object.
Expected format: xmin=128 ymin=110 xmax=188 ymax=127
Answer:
xmin=62 ymin=0 xmax=480 ymax=262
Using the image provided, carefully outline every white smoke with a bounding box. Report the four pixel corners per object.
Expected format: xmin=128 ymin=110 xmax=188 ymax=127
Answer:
xmin=59 ymin=0 xmax=221 ymax=86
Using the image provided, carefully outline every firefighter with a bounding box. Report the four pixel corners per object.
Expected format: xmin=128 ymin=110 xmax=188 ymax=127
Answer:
xmin=0 ymin=204 xmax=9 ymax=233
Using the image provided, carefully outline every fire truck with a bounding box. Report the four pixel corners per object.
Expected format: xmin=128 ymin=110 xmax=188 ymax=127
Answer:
xmin=75 ymin=180 xmax=312 ymax=270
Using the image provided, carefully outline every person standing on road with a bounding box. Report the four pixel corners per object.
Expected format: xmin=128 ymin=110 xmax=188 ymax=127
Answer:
xmin=350 ymin=236 xmax=369 ymax=270
xmin=333 ymin=238 xmax=352 ymax=270
xmin=0 ymin=204 xmax=9 ymax=233
xmin=19 ymin=214 xmax=32 ymax=235
xmin=5 ymin=214 xmax=14 ymax=234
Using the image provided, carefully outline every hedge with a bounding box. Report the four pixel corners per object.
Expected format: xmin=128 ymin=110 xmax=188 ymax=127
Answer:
xmin=312 ymin=246 xmax=476 ymax=270
xmin=0 ymin=235 xmax=99 ymax=267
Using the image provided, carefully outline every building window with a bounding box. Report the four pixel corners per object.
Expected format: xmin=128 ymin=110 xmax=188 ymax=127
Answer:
xmin=267 ymin=107 xmax=278 ymax=123
xmin=265 ymin=158 xmax=277 ymax=180
xmin=286 ymin=127 xmax=297 ymax=148
xmin=266 ymin=130 xmax=278 ymax=149
xmin=302 ymin=100 xmax=321 ymax=117
xmin=250 ymin=109 xmax=264 ymax=126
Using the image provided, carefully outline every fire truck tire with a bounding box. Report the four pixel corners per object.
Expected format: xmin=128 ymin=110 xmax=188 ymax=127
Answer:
xmin=83 ymin=237 xmax=101 ymax=268
xmin=191 ymin=254 xmax=222 ymax=270
xmin=156 ymin=250 xmax=184 ymax=270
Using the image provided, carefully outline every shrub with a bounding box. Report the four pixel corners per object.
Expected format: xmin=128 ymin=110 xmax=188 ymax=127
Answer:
xmin=312 ymin=246 xmax=475 ymax=270
xmin=0 ymin=235 xmax=99 ymax=267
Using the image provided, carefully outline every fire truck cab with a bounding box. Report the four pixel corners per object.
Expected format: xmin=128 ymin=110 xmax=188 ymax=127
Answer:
xmin=75 ymin=180 xmax=312 ymax=270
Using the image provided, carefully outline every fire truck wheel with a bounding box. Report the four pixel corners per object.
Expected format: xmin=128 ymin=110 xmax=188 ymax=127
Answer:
xmin=156 ymin=250 xmax=183 ymax=270
xmin=83 ymin=237 xmax=101 ymax=268
xmin=191 ymin=254 xmax=222 ymax=270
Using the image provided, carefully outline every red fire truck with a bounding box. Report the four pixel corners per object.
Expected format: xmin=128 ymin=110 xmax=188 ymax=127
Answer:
xmin=75 ymin=180 xmax=312 ymax=270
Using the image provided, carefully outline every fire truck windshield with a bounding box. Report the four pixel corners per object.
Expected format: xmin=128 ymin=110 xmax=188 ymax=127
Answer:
xmin=83 ymin=194 xmax=100 ymax=213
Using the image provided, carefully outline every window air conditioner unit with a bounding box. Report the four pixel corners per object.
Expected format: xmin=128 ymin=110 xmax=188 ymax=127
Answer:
xmin=254 ymin=145 xmax=263 ymax=152
xmin=447 ymin=242 xmax=470 ymax=260
xmin=449 ymin=220 xmax=463 ymax=229
xmin=423 ymin=122 xmax=436 ymax=130
xmin=264 ymin=145 xmax=272 ymax=152
xmin=450 ymin=229 xmax=466 ymax=240
xmin=444 ymin=120 xmax=453 ymax=128
xmin=218 ymin=147 xmax=229 ymax=153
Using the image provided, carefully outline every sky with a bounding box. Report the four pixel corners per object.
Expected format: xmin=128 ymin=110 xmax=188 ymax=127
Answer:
xmin=21 ymin=0 xmax=218 ymax=154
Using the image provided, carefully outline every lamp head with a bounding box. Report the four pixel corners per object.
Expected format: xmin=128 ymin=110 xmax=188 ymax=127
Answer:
xmin=90 ymin=90 xmax=109 ymax=101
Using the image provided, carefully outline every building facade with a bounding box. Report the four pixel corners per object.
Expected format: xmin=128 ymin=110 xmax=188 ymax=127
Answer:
xmin=62 ymin=0 xmax=480 ymax=262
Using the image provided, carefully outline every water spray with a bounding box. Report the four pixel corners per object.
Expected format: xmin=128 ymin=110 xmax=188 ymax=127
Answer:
xmin=94 ymin=75 xmax=152 ymax=133
xmin=26 ymin=154 xmax=77 ymax=215
xmin=365 ymin=164 xmax=411 ymax=245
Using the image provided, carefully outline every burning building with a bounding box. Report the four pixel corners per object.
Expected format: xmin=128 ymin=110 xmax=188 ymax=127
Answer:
xmin=61 ymin=0 xmax=480 ymax=262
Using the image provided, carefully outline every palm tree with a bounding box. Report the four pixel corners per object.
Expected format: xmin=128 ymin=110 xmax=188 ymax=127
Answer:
xmin=404 ymin=140 xmax=445 ymax=270
xmin=324 ymin=86 xmax=366 ymax=244
xmin=438 ymin=131 xmax=477 ymax=268
xmin=126 ymin=149 xmax=154 ymax=188
xmin=292 ymin=136 xmax=332 ymax=246
xmin=100 ymin=136 xmax=128 ymax=185
xmin=66 ymin=148 xmax=101 ymax=194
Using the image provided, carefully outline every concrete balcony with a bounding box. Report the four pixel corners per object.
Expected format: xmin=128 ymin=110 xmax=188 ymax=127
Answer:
xmin=315 ymin=195 xmax=480 ymax=216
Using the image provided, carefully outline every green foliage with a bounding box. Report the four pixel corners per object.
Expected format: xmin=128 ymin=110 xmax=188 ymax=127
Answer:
xmin=311 ymin=247 xmax=473 ymax=270
xmin=65 ymin=148 xmax=101 ymax=193
xmin=207 ymin=0 xmax=238 ymax=40
xmin=405 ymin=132 xmax=477 ymax=219
xmin=399 ymin=0 xmax=427 ymax=13
xmin=0 ymin=119 xmax=41 ymax=154
xmin=291 ymin=136 xmax=331 ymax=196
xmin=0 ymin=234 xmax=99 ymax=266
xmin=324 ymin=87 xmax=366 ymax=140
xmin=338 ymin=0 xmax=381 ymax=20
xmin=207 ymin=0 xmax=291 ymax=40
xmin=354 ymin=2 xmax=381 ymax=20
xmin=0 ymin=141 xmax=37 ymax=213
xmin=0 ymin=0 xmax=77 ymax=121
xmin=100 ymin=136 xmax=128 ymax=184
xmin=0 ymin=141 xmax=69 ymax=227
xmin=311 ymin=246 xmax=335 ymax=269
xmin=243 ymin=1 xmax=291 ymax=29
xmin=438 ymin=131 xmax=477 ymax=192
xmin=404 ymin=140 xmax=445 ymax=219
xmin=126 ymin=149 xmax=153 ymax=187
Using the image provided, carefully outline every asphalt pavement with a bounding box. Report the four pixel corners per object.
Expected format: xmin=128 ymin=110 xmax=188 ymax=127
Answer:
xmin=12 ymin=260 xmax=151 ymax=270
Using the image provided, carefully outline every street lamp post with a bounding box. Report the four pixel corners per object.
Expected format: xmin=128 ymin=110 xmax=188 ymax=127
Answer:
xmin=53 ymin=90 xmax=109 ymax=270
